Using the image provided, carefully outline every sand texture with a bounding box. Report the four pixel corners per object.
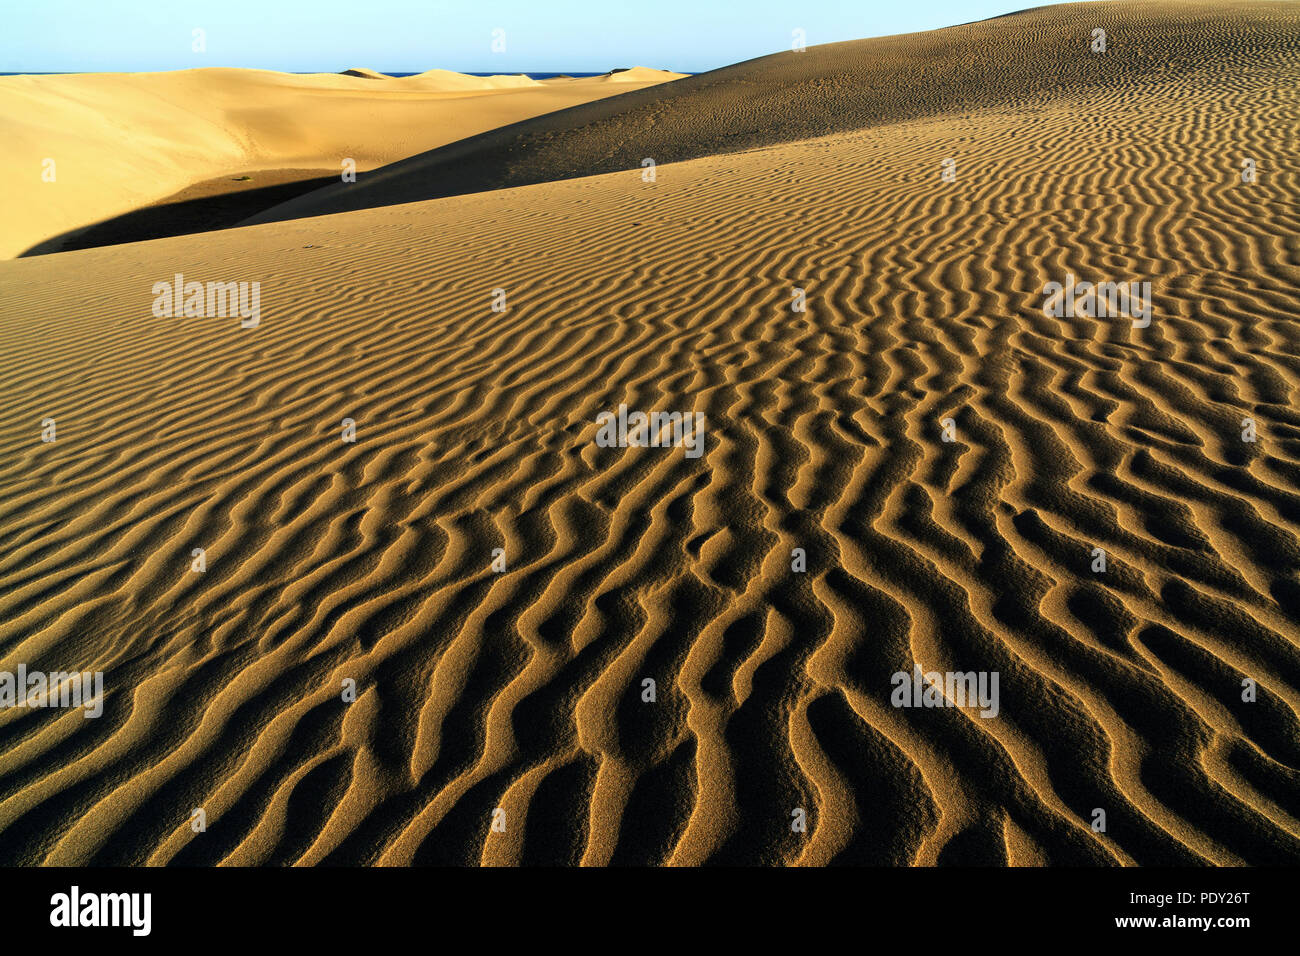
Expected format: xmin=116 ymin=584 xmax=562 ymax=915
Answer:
xmin=0 ymin=1 xmax=1298 ymax=865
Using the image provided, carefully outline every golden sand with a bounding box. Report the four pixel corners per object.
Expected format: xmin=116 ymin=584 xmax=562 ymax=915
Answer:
xmin=0 ymin=1 xmax=1297 ymax=865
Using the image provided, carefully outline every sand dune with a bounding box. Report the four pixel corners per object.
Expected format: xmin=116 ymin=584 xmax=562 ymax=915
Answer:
xmin=0 ymin=1 xmax=1298 ymax=866
xmin=594 ymin=67 xmax=680 ymax=83
xmin=0 ymin=66 xmax=684 ymax=258
xmin=248 ymin=0 xmax=1300 ymax=226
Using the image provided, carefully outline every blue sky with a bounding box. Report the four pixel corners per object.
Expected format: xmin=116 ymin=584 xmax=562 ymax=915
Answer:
xmin=2 ymin=1 xmax=1092 ymax=74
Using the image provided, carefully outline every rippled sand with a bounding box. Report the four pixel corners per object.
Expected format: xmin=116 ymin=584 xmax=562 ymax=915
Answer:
xmin=0 ymin=1 xmax=1297 ymax=865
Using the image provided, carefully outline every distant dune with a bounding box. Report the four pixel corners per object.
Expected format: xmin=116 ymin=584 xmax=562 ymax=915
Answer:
xmin=0 ymin=66 xmax=684 ymax=257
xmin=596 ymin=67 xmax=681 ymax=83
xmin=0 ymin=1 xmax=1298 ymax=866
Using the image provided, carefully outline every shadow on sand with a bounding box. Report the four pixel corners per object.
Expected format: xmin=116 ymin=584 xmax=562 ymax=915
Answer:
xmin=20 ymin=170 xmax=338 ymax=257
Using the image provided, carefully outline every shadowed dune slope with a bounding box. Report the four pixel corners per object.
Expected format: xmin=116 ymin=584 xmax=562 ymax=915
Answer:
xmin=248 ymin=0 xmax=1300 ymax=226
xmin=0 ymin=1 xmax=1299 ymax=867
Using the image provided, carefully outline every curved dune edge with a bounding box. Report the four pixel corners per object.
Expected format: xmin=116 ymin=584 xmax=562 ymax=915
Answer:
xmin=0 ymin=66 xmax=684 ymax=259
xmin=245 ymin=0 xmax=1300 ymax=226
xmin=0 ymin=1 xmax=1298 ymax=866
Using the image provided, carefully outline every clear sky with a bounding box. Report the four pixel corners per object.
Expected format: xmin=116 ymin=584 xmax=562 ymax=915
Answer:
xmin=2 ymin=1 xmax=1094 ymax=74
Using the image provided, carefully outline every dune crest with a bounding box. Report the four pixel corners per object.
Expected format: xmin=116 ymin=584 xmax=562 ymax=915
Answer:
xmin=0 ymin=66 xmax=683 ymax=258
xmin=246 ymin=0 xmax=1300 ymax=226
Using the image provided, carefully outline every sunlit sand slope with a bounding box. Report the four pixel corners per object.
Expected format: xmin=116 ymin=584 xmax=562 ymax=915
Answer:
xmin=0 ymin=67 xmax=684 ymax=258
xmin=0 ymin=1 xmax=1297 ymax=866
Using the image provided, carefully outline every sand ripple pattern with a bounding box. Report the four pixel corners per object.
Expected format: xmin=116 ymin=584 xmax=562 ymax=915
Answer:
xmin=1 ymin=9 xmax=1299 ymax=866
